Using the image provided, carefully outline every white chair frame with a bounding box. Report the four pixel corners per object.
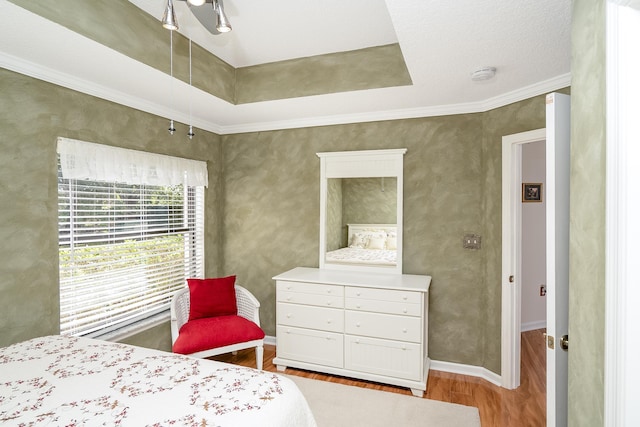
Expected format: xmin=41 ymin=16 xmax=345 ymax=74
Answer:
xmin=170 ymin=285 xmax=264 ymax=370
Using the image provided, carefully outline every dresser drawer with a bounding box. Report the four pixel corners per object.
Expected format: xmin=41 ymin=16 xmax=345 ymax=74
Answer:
xmin=278 ymin=290 xmax=343 ymax=309
xmin=345 ymin=310 xmax=421 ymax=343
xmin=277 ymin=280 xmax=344 ymax=297
xmin=345 ymin=297 xmax=420 ymax=317
xmin=345 ymin=286 xmax=421 ymax=304
xmin=344 ymin=335 xmax=422 ymax=381
xmin=277 ymin=302 xmax=344 ymax=333
xmin=277 ymin=326 xmax=343 ymax=368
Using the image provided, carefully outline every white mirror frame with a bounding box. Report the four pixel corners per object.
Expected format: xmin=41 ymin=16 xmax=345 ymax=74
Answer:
xmin=317 ymin=148 xmax=406 ymax=274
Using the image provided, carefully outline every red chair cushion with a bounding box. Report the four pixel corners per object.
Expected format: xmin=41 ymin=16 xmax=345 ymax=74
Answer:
xmin=187 ymin=276 xmax=237 ymax=321
xmin=172 ymin=315 xmax=265 ymax=355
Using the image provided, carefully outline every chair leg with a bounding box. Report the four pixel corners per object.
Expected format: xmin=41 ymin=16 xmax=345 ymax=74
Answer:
xmin=255 ymin=345 xmax=264 ymax=371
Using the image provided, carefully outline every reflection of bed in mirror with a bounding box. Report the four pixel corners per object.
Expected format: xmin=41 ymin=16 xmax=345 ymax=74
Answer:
xmin=325 ymin=224 xmax=397 ymax=266
xmin=318 ymin=149 xmax=406 ymax=274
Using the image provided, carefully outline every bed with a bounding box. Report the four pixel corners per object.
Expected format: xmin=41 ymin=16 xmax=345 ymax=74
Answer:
xmin=325 ymin=224 xmax=397 ymax=266
xmin=0 ymin=335 xmax=317 ymax=426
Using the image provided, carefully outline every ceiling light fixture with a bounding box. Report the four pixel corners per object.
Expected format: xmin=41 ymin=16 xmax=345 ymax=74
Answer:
xmin=188 ymin=37 xmax=195 ymax=140
xmin=162 ymin=0 xmax=179 ymax=31
xmin=214 ymin=0 xmax=232 ymax=33
xmin=162 ymin=0 xmax=232 ymax=34
xmin=168 ymin=30 xmax=176 ymax=135
xmin=471 ymin=66 xmax=497 ymax=81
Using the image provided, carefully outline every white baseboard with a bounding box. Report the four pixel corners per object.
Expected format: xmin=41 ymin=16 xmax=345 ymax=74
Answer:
xmin=264 ymin=335 xmax=276 ymax=346
xmin=429 ymin=360 xmax=502 ymax=387
xmin=521 ymin=320 xmax=546 ymax=332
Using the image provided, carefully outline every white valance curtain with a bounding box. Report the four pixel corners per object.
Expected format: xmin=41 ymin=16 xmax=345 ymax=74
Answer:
xmin=610 ymin=0 xmax=640 ymax=9
xmin=56 ymin=137 xmax=208 ymax=188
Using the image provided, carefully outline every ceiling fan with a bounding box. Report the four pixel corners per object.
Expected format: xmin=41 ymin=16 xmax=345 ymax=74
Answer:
xmin=164 ymin=0 xmax=232 ymax=34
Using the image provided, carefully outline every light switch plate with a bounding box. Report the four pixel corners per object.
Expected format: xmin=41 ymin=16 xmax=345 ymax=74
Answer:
xmin=463 ymin=234 xmax=481 ymax=249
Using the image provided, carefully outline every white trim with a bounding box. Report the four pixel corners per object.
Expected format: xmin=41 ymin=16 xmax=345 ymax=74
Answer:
xmin=521 ymin=320 xmax=547 ymax=332
xmin=220 ymin=74 xmax=571 ymax=134
xmin=605 ymin=3 xmax=640 ymax=426
xmin=0 ymin=51 xmax=224 ymax=136
xmin=501 ymin=128 xmax=546 ymax=390
xmin=0 ymin=49 xmax=570 ymax=135
xmin=429 ymin=360 xmax=502 ymax=387
xmin=605 ymin=5 xmax=623 ymax=426
xmin=264 ymin=335 xmax=277 ymax=346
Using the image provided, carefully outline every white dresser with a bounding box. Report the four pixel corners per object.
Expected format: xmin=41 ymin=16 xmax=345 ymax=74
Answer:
xmin=273 ymin=267 xmax=431 ymax=397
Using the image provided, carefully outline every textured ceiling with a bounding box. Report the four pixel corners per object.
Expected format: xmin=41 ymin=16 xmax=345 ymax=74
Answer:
xmin=0 ymin=0 xmax=571 ymax=134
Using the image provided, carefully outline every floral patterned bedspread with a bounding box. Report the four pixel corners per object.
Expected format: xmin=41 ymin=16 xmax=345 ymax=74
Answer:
xmin=0 ymin=335 xmax=317 ymax=427
xmin=325 ymin=247 xmax=397 ymax=265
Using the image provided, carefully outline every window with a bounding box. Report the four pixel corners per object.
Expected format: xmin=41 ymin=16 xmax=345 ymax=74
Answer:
xmin=56 ymin=138 xmax=207 ymax=337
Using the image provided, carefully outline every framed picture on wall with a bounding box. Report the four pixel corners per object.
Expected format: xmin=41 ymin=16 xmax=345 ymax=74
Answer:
xmin=522 ymin=183 xmax=543 ymax=202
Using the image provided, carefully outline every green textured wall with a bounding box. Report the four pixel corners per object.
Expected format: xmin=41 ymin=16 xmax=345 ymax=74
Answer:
xmin=235 ymin=44 xmax=412 ymax=103
xmin=326 ymin=178 xmax=343 ymax=252
xmin=342 ymin=178 xmax=397 ymax=226
xmin=0 ymin=68 xmax=223 ymax=348
xmin=568 ymin=0 xmax=606 ymax=425
xmin=221 ymin=97 xmax=553 ymax=371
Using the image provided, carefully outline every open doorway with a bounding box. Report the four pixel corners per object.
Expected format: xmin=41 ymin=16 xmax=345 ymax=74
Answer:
xmin=501 ymin=128 xmax=546 ymax=390
xmin=521 ymin=141 xmax=547 ymax=334
xmin=502 ymin=93 xmax=571 ymax=426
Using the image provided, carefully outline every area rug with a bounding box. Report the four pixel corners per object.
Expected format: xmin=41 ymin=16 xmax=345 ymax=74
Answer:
xmin=287 ymin=375 xmax=481 ymax=427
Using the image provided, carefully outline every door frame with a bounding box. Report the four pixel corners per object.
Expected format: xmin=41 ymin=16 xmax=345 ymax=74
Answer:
xmin=501 ymin=128 xmax=546 ymax=390
xmin=605 ymin=2 xmax=640 ymax=425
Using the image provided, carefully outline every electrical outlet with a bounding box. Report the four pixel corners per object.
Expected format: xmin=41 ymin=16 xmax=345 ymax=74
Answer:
xmin=540 ymin=285 xmax=546 ymax=296
xmin=463 ymin=234 xmax=481 ymax=249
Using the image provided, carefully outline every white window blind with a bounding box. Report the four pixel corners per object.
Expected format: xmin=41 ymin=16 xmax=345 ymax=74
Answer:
xmin=56 ymin=139 xmax=206 ymax=337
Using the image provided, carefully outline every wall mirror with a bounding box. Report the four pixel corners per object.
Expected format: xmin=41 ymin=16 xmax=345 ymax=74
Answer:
xmin=318 ymin=149 xmax=406 ymax=274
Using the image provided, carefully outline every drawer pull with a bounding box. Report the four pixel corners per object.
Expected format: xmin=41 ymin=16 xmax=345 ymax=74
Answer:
xmin=286 ymin=297 xmax=292 ymax=301
xmin=356 ymin=304 xmax=361 ymax=309
xmin=327 ymin=301 xmax=332 ymax=306
xmin=402 ymin=328 xmax=408 ymax=333
xmin=356 ymin=339 xmax=360 ymax=344
xmin=403 ymin=296 xmax=408 ymax=301
xmin=327 ymin=319 xmax=332 ymax=324
xmin=403 ymin=308 xmax=408 ymax=313
xmin=286 ymin=286 xmax=292 ymax=290
xmin=402 ymin=345 xmax=407 ymax=350
xmin=356 ymin=323 xmax=361 ymax=327
xmin=327 ymin=289 xmax=332 ymax=294
xmin=286 ymin=314 xmax=292 ymax=318
xmin=326 ymin=336 xmax=332 ymax=340
xmin=356 ymin=292 xmax=361 ymax=296
xmin=286 ymin=329 xmax=291 ymax=334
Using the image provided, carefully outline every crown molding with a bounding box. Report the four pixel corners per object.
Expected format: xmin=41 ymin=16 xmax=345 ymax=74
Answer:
xmin=220 ymin=73 xmax=571 ymax=134
xmin=2 ymin=51 xmax=570 ymax=136
xmin=0 ymin=51 xmax=223 ymax=136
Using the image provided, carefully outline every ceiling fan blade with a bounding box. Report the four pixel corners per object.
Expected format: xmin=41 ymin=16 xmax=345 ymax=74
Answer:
xmin=176 ymin=0 xmax=220 ymax=35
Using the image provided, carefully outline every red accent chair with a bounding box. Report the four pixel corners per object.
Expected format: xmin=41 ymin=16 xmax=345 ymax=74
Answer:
xmin=170 ymin=285 xmax=265 ymax=369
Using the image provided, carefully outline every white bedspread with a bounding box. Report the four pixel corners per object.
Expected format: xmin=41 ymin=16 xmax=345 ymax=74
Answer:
xmin=0 ymin=335 xmax=317 ymax=427
xmin=325 ymin=246 xmax=397 ymax=266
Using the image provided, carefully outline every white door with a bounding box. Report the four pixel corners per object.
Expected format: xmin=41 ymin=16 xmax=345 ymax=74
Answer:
xmin=501 ymin=128 xmax=546 ymax=390
xmin=545 ymin=92 xmax=571 ymax=427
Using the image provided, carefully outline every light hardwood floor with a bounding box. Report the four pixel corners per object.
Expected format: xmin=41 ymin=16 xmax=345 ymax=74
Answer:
xmin=211 ymin=328 xmax=546 ymax=427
